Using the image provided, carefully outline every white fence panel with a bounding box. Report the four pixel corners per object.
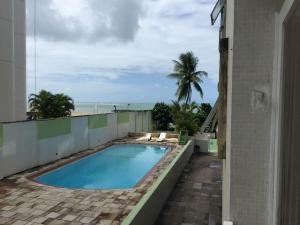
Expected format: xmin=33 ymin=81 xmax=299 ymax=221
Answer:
xmin=108 ymin=113 xmax=118 ymax=141
xmin=70 ymin=117 xmax=89 ymax=154
xmin=88 ymin=114 xmax=117 ymax=148
xmin=0 ymin=110 xmax=152 ymax=178
xmin=136 ymin=112 xmax=143 ymax=132
xmin=129 ymin=112 xmax=136 ymax=133
xmin=118 ymin=123 xmax=129 ymax=138
xmin=39 ymin=134 xmax=71 ymax=165
xmin=2 ymin=121 xmax=38 ymax=177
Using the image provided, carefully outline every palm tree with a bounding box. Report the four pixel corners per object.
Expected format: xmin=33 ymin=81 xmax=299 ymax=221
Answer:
xmin=28 ymin=90 xmax=74 ymax=119
xmin=28 ymin=90 xmax=54 ymax=119
xmin=168 ymin=51 xmax=207 ymax=105
xmin=52 ymin=93 xmax=75 ymax=117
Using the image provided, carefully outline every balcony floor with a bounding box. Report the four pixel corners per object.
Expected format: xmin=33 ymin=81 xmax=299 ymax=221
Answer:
xmin=155 ymin=153 xmax=222 ymax=225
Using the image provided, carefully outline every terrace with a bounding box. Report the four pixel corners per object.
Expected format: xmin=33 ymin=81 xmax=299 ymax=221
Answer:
xmin=0 ymin=139 xmax=184 ymax=225
xmin=0 ymin=107 xmax=221 ymax=225
xmin=2 ymin=0 xmax=299 ymax=224
xmin=0 ymin=1 xmax=222 ymax=225
xmin=1 ymin=109 xmax=220 ymax=225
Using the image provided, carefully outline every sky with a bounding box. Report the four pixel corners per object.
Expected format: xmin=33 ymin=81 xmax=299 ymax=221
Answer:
xmin=26 ymin=0 xmax=219 ymax=104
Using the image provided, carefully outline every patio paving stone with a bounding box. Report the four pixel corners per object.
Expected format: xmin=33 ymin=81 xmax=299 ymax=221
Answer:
xmin=155 ymin=153 xmax=222 ymax=225
xmin=0 ymin=139 xmax=183 ymax=225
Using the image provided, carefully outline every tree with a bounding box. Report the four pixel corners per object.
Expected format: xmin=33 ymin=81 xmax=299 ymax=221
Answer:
xmin=195 ymin=103 xmax=212 ymax=126
xmin=171 ymin=101 xmax=198 ymax=136
xmin=152 ymin=103 xmax=172 ymax=131
xmin=52 ymin=93 xmax=75 ymax=118
xmin=28 ymin=90 xmax=75 ymax=119
xmin=168 ymin=51 xmax=207 ymax=105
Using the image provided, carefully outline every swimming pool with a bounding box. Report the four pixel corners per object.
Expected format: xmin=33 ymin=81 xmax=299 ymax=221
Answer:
xmin=35 ymin=144 xmax=170 ymax=189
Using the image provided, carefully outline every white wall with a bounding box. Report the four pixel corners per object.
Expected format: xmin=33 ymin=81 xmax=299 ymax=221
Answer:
xmin=38 ymin=117 xmax=89 ymax=165
xmin=143 ymin=111 xmax=151 ymax=132
xmin=0 ymin=111 xmax=152 ymax=178
xmin=123 ymin=111 xmax=152 ymax=135
xmin=118 ymin=123 xmax=130 ymax=139
xmin=1 ymin=121 xmax=38 ymax=177
xmin=70 ymin=117 xmax=89 ymax=154
xmin=129 ymin=112 xmax=136 ymax=133
xmin=136 ymin=112 xmax=144 ymax=132
xmin=39 ymin=134 xmax=70 ymax=165
xmin=88 ymin=114 xmax=117 ymax=148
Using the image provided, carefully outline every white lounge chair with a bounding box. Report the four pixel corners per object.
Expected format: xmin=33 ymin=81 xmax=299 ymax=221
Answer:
xmin=137 ymin=133 xmax=152 ymax=141
xmin=145 ymin=133 xmax=152 ymax=141
xmin=157 ymin=133 xmax=167 ymax=142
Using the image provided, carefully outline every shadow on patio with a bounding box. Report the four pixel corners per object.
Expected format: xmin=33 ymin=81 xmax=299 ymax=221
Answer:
xmin=155 ymin=153 xmax=222 ymax=225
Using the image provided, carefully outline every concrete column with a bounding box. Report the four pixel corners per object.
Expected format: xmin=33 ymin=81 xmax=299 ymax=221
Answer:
xmin=0 ymin=0 xmax=26 ymax=122
xmin=224 ymin=0 xmax=277 ymax=224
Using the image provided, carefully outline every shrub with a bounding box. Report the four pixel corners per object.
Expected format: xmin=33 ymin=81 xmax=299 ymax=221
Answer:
xmin=28 ymin=90 xmax=75 ymax=119
xmin=171 ymin=101 xmax=198 ymax=136
xmin=152 ymin=102 xmax=172 ymax=131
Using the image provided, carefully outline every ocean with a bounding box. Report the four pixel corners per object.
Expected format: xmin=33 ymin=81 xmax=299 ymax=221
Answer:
xmin=73 ymin=102 xmax=155 ymax=115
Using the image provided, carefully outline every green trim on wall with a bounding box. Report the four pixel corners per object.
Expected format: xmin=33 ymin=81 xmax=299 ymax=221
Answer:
xmin=0 ymin=123 xmax=3 ymax=147
xmin=209 ymin=139 xmax=218 ymax=153
xmin=37 ymin=118 xmax=71 ymax=140
xmin=88 ymin=114 xmax=108 ymax=129
xmin=118 ymin=112 xmax=129 ymax=124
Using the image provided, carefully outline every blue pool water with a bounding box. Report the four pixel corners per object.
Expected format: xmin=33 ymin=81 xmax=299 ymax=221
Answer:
xmin=35 ymin=144 xmax=169 ymax=189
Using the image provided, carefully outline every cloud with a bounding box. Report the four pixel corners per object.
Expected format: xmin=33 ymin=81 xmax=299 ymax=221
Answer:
xmin=89 ymin=0 xmax=143 ymax=42
xmin=26 ymin=0 xmax=219 ymax=103
xmin=26 ymin=0 xmax=84 ymax=42
xmin=26 ymin=0 xmax=144 ymax=43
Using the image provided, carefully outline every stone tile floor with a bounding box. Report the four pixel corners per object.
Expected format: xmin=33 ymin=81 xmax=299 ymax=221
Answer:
xmin=155 ymin=153 xmax=222 ymax=225
xmin=0 ymin=140 xmax=181 ymax=225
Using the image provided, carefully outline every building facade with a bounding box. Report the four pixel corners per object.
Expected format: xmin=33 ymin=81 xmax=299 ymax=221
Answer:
xmin=0 ymin=0 xmax=26 ymax=122
xmin=216 ymin=0 xmax=300 ymax=224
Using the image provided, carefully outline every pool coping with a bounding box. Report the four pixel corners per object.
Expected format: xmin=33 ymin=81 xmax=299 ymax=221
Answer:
xmin=27 ymin=141 xmax=176 ymax=191
xmin=121 ymin=140 xmax=194 ymax=225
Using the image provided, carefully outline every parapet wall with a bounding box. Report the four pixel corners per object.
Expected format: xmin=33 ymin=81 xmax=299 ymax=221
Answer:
xmin=0 ymin=111 xmax=152 ymax=178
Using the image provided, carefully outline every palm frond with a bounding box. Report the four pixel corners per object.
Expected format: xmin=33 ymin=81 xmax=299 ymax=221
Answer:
xmin=194 ymin=70 xmax=208 ymax=77
xmin=168 ymin=73 xmax=183 ymax=80
xmin=193 ymin=82 xmax=203 ymax=98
